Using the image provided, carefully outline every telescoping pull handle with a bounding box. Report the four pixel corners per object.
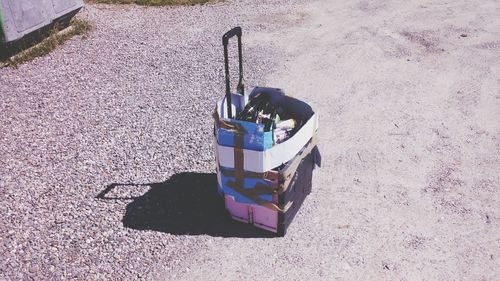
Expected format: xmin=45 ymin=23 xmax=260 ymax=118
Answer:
xmin=222 ymin=26 xmax=244 ymax=118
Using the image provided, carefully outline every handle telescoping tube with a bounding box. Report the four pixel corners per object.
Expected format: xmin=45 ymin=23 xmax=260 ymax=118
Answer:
xmin=222 ymin=26 xmax=244 ymax=118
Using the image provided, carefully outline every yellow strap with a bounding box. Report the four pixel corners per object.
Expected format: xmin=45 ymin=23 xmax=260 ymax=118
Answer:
xmin=227 ymin=181 xmax=292 ymax=213
xmin=213 ymin=110 xmax=247 ymax=134
xmin=261 ymin=201 xmax=293 ymax=213
xmin=219 ymin=168 xmax=279 ymax=182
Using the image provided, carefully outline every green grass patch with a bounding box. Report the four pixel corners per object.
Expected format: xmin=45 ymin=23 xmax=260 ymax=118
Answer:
xmin=85 ymin=0 xmax=215 ymax=6
xmin=4 ymin=18 xmax=91 ymax=67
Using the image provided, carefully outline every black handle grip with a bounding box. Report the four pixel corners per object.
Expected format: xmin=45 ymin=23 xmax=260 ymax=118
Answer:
xmin=222 ymin=27 xmax=242 ymax=46
xmin=222 ymin=27 xmax=244 ymax=118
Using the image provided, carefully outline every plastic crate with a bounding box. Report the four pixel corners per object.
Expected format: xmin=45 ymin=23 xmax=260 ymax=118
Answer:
xmin=223 ymin=141 xmax=320 ymax=236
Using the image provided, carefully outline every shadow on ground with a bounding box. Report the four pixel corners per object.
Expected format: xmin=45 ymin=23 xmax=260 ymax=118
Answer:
xmin=97 ymin=172 xmax=276 ymax=238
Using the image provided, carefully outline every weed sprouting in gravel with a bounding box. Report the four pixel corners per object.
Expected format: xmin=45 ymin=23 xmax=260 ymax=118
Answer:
xmin=6 ymin=19 xmax=91 ymax=67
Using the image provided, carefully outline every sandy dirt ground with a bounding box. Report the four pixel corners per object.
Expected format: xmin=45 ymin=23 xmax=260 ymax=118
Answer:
xmin=167 ymin=0 xmax=500 ymax=280
xmin=1 ymin=0 xmax=499 ymax=280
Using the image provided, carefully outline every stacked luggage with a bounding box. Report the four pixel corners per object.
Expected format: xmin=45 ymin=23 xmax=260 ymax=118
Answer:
xmin=213 ymin=27 xmax=321 ymax=236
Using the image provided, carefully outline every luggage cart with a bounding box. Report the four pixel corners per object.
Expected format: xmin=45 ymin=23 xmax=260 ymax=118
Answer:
xmin=213 ymin=27 xmax=320 ymax=236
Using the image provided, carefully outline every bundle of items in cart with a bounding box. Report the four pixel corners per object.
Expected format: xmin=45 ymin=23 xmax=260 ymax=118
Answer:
xmin=236 ymin=92 xmax=303 ymax=145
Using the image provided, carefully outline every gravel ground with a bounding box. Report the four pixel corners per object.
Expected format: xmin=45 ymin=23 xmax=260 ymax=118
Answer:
xmin=2 ymin=0 xmax=500 ymax=280
xmin=0 ymin=1 xmax=302 ymax=279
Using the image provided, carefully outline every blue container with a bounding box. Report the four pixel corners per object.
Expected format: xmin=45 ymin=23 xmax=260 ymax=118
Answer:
xmin=217 ymin=119 xmax=273 ymax=151
xmin=218 ymin=166 xmax=274 ymax=204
